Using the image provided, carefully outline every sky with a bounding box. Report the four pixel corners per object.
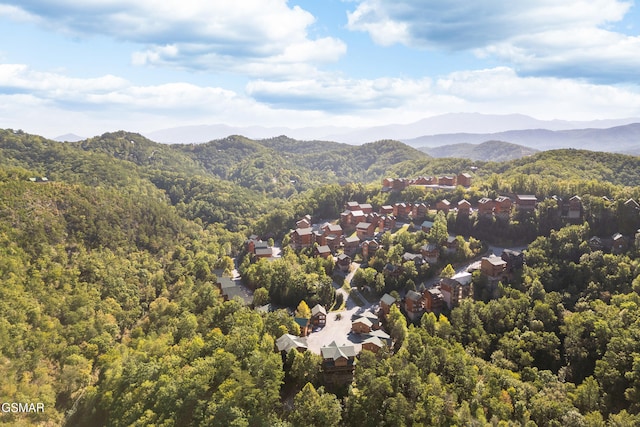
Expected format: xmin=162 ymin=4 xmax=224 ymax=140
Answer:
xmin=1 ymin=0 xmax=640 ymax=138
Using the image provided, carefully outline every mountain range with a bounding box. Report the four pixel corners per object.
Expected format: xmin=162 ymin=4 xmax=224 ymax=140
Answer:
xmin=142 ymin=113 xmax=640 ymax=146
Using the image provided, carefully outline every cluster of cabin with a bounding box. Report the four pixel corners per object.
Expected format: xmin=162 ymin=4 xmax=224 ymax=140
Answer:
xmin=376 ymin=250 xmax=524 ymax=324
xmin=382 ymin=173 xmax=472 ymax=192
xmin=246 ymin=235 xmax=275 ymax=259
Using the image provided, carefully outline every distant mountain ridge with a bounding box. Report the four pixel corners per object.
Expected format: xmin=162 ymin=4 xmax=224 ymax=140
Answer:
xmin=420 ymin=140 xmax=539 ymax=161
xmin=403 ymin=122 xmax=640 ymax=153
xmin=143 ymin=113 xmax=640 ymax=145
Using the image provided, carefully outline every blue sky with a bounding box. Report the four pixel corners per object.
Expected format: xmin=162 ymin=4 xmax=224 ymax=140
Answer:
xmin=1 ymin=0 xmax=640 ymax=138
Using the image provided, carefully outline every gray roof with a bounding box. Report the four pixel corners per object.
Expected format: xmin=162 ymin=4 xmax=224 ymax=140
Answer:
xmin=362 ymin=336 xmax=384 ymax=348
xmin=353 ymin=317 xmax=373 ymax=327
xmin=311 ymin=304 xmax=327 ymax=316
xmin=276 ymin=334 xmax=308 ymax=353
xmin=255 ymin=247 xmax=273 ymax=256
xmin=321 ymin=341 xmax=357 ymax=360
xmin=380 ymin=293 xmax=396 ymax=306
xmin=406 ymin=290 xmax=421 ymax=302
xmin=367 ymin=329 xmax=391 ymax=340
xmin=218 ymin=277 xmax=236 ymax=289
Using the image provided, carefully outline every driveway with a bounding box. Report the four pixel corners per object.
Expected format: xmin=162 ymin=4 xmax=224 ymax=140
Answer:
xmin=306 ymin=262 xmax=377 ymax=354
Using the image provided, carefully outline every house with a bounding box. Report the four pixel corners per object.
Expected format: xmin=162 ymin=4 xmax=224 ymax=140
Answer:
xmin=290 ymin=227 xmax=315 ymax=249
xmin=360 ymin=203 xmax=373 ymax=214
xmin=589 ymin=236 xmax=604 ymax=251
xmin=316 ymin=245 xmax=332 ymax=258
xmin=254 ymin=247 xmax=274 ymax=258
xmin=515 ymin=194 xmax=537 ymax=212
xmin=275 ymin=334 xmax=308 ymax=353
xmin=343 ymin=236 xmax=360 ymax=257
xmin=336 ymin=253 xmax=352 ymax=272
xmin=321 ymin=341 xmax=357 ymax=384
xmin=494 ymin=196 xmax=512 ymax=218
xmin=421 ymin=220 xmax=434 ymax=233
xmin=457 ymin=172 xmax=472 ymax=187
xmin=481 ymin=255 xmax=508 ymax=278
xmin=439 ymin=277 xmax=471 ymax=309
xmin=420 ymin=243 xmax=439 ymax=263
xmin=356 ymin=222 xmax=376 ymax=240
xmin=379 ymin=293 xmax=397 ymax=316
xmin=478 ymin=197 xmax=495 ymax=217
xmin=360 ymin=240 xmax=379 ymax=260
xmin=361 ymin=336 xmax=385 ymax=353
xmin=311 ymin=304 xmax=327 ymax=327
xmin=445 ymin=235 xmax=459 ymax=254
xmin=378 ymin=215 xmax=396 ymax=231
xmin=501 ymin=249 xmax=524 ymax=272
xmin=404 ymin=290 xmax=424 ymax=322
xmin=296 ymin=217 xmax=311 ymax=229
xmin=294 ymin=317 xmax=311 ymax=337
xmin=346 ymin=201 xmax=361 ymax=211
xmin=393 ymin=203 xmax=411 ymax=219
xmin=322 ymin=223 xmax=343 ymax=239
xmin=457 ymin=199 xmax=472 ymax=215
xmin=324 ymin=234 xmax=341 ymax=251
xmin=436 ymin=199 xmax=451 ymax=213
xmin=220 ymin=286 xmax=245 ymax=302
xmin=380 ymin=205 xmax=394 ymax=215
xmin=412 ymin=203 xmax=429 ymax=219
xmin=402 ymin=252 xmax=424 ymax=266
xmin=422 ymin=287 xmax=444 ymax=313
xmin=567 ymin=195 xmax=583 ymax=220
xmin=438 ymin=176 xmax=456 ymax=186
xmin=612 ymin=233 xmax=627 ymax=254
xmin=351 ymin=316 xmax=373 ymax=334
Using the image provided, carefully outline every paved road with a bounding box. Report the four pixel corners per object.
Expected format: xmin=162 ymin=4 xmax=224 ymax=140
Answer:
xmin=306 ymin=262 xmax=377 ymax=354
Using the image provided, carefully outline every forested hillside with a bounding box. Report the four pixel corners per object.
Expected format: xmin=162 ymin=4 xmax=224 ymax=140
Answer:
xmin=3 ymin=128 xmax=640 ymax=425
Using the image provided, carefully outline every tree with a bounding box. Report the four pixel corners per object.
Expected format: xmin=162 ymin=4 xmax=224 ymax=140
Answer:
xmin=252 ymin=287 xmax=269 ymax=307
xmin=289 ymin=383 xmax=342 ymax=427
xmin=428 ymin=211 xmax=448 ymax=245
xmin=387 ymin=304 xmax=408 ymax=350
xmin=440 ymin=264 xmax=455 ymax=278
xmin=295 ymin=300 xmax=311 ymax=319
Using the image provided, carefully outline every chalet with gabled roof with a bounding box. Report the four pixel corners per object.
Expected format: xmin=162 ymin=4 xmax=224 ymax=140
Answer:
xmin=494 ymin=196 xmax=512 ymax=218
xmin=478 ymin=197 xmax=495 ymax=217
xmin=336 ymin=253 xmax=352 ymax=272
xmin=457 ymin=172 xmax=472 ymax=187
xmin=405 ymin=290 xmax=424 ymax=321
xmin=457 ymin=199 xmax=471 ymax=215
xmin=360 ymin=240 xmax=379 ymax=260
xmin=422 ymin=287 xmax=444 ymax=313
xmin=315 ymin=245 xmax=332 ymax=258
xmin=436 ymin=199 xmax=451 ymax=213
xmin=275 ymin=334 xmax=308 ymax=353
xmin=420 ymin=243 xmax=439 ymax=263
xmin=515 ymin=194 xmax=537 ymax=211
xmin=379 ymin=293 xmax=397 ymax=316
xmin=321 ymin=341 xmax=357 ymax=384
xmin=343 ymin=236 xmax=360 ymax=257
xmin=290 ymin=227 xmax=315 ymax=249
xmin=481 ymin=254 xmax=508 ymax=278
xmin=356 ymin=222 xmax=376 ymax=240
xmin=311 ymin=304 xmax=327 ymax=326
xmin=439 ymin=277 xmax=471 ymax=309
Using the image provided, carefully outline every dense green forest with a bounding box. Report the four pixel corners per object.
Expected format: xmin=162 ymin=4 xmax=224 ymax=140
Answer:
xmin=3 ymin=128 xmax=640 ymax=425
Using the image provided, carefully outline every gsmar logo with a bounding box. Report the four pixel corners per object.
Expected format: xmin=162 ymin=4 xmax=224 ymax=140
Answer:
xmin=1 ymin=402 xmax=45 ymax=413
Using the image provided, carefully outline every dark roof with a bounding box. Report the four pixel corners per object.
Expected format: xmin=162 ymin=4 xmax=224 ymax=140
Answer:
xmin=295 ymin=227 xmax=313 ymax=236
xmin=317 ymin=245 xmax=331 ymax=254
xmin=218 ymin=277 xmax=236 ymax=289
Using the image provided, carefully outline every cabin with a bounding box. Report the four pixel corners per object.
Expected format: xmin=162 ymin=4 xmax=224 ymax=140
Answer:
xmin=294 ymin=317 xmax=311 ymax=337
xmin=438 ymin=176 xmax=456 ymax=186
xmin=351 ymin=316 xmax=373 ymax=334
xmin=421 ymin=220 xmax=434 ymax=233
xmin=478 ymin=197 xmax=495 ymax=217
xmin=422 ymin=287 xmax=444 ymax=313
xmin=457 ymin=199 xmax=472 ymax=215
xmin=439 ymin=277 xmax=471 ymax=309
xmin=481 ymin=255 xmax=508 ymax=278
xmin=343 ymin=236 xmax=360 ymax=257
xmin=379 ymin=293 xmax=397 ymax=316
xmin=360 ymin=240 xmax=380 ymax=260
xmin=515 ymin=194 xmax=537 ymax=212
xmin=457 ymin=172 xmax=472 ymax=187
xmin=494 ymin=196 xmax=512 ymax=218
xmin=310 ymin=304 xmax=327 ymax=327
xmin=290 ymin=227 xmax=315 ymax=249
xmin=275 ymin=334 xmax=308 ymax=354
xmin=404 ymin=290 xmax=424 ymax=322
xmin=321 ymin=341 xmax=357 ymax=384
xmin=336 ymin=253 xmax=352 ymax=272
xmin=361 ymin=336 xmax=385 ymax=353
xmin=356 ymin=222 xmax=376 ymax=240
xmin=436 ymin=199 xmax=451 ymax=213
xmin=315 ymin=245 xmax=332 ymax=258
xmin=420 ymin=243 xmax=439 ymax=263
xmin=501 ymin=249 xmax=524 ymax=272
xmin=567 ymin=195 xmax=583 ymax=220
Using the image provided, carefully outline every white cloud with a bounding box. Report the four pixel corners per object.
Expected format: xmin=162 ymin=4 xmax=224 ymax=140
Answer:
xmin=347 ymin=0 xmax=637 ymax=82
xmin=2 ymin=63 xmax=640 ymax=139
xmin=1 ymin=0 xmax=346 ymax=75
